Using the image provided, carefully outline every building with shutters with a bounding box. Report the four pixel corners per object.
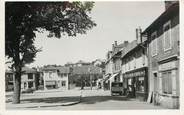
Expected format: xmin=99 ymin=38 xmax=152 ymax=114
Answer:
xmin=142 ymin=1 xmax=179 ymax=108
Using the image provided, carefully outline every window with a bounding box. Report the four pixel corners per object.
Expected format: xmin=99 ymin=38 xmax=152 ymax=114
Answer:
xmin=163 ymin=21 xmax=172 ymax=51
xmin=162 ymin=71 xmax=172 ymax=94
xmin=49 ymin=72 xmax=52 ymax=78
xmin=151 ymin=32 xmax=157 ymax=56
xmin=62 ymin=81 xmax=66 ymax=86
xmin=24 ymin=82 xmax=27 ymax=89
xmin=60 ymin=73 xmax=63 ymax=78
xmin=28 ymin=81 xmax=33 ymax=88
xmin=9 ymin=74 xmax=13 ymax=81
xmin=28 ymin=73 xmax=33 ymax=79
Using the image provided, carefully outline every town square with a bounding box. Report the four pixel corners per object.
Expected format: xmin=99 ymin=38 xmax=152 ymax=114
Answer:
xmin=4 ymin=0 xmax=180 ymax=111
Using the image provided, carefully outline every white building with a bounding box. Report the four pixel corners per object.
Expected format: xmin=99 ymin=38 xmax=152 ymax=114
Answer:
xmin=42 ymin=66 xmax=70 ymax=90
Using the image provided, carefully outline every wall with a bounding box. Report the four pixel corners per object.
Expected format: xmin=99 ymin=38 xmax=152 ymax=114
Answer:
xmin=113 ymin=58 xmax=121 ymax=73
xmin=148 ymin=12 xmax=179 ymax=108
xmin=58 ymin=73 xmax=69 ymax=90
xmin=105 ymin=60 xmax=113 ymax=75
xmin=122 ymin=47 xmax=147 ymax=74
xmin=43 ymin=70 xmax=69 ymax=90
xmin=43 ymin=70 xmax=58 ymax=81
xmin=148 ymin=14 xmax=179 ymax=92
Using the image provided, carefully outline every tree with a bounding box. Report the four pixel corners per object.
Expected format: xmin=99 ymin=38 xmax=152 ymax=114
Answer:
xmin=5 ymin=1 xmax=96 ymax=104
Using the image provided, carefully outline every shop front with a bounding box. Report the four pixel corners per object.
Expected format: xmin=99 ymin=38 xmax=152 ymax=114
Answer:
xmin=124 ymin=67 xmax=148 ymax=101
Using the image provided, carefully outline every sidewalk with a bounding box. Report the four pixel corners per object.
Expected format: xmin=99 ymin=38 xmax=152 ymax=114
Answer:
xmin=6 ymin=96 xmax=81 ymax=109
xmin=6 ymin=90 xmax=82 ymax=109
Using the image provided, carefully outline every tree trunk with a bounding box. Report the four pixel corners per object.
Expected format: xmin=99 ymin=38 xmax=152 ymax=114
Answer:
xmin=12 ymin=66 xmax=21 ymax=104
xmin=90 ymin=75 xmax=92 ymax=90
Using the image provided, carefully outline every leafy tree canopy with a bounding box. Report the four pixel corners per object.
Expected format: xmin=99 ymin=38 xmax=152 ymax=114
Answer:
xmin=5 ymin=1 xmax=96 ymax=68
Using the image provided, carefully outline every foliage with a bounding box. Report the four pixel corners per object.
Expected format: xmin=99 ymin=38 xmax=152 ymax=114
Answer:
xmin=5 ymin=1 xmax=96 ymax=103
xmin=5 ymin=1 xmax=96 ymax=68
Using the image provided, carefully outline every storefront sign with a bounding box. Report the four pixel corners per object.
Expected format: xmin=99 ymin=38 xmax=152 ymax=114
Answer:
xmin=124 ymin=69 xmax=146 ymax=78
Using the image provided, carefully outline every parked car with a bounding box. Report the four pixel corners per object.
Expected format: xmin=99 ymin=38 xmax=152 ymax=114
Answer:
xmin=111 ymin=82 xmax=124 ymax=96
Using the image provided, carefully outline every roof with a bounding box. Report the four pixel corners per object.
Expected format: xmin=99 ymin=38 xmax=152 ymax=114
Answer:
xmin=116 ymin=43 xmax=125 ymax=48
xmin=110 ymin=42 xmax=128 ymax=60
xmin=121 ymin=40 xmax=137 ymax=58
xmin=72 ymin=65 xmax=102 ymax=75
xmin=142 ymin=2 xmax=179 ymax=34
xmin=42 ymin=66 xmax=70 ymax=73
xmin=5 ymin=67 xmax=37 ymax=74
xmin=22 ymin=67 xmax=37 ymax=73
xmin=57 ymin=67 xmax=70 ymax=73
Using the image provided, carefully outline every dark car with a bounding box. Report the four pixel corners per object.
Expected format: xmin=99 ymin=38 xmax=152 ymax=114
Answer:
xmin=111 ymin=82 xmax=124 ymax=96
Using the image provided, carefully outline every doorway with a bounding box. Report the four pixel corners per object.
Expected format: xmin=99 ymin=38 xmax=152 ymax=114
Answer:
xmin=153 ymin=72 xmax=159 ymax=104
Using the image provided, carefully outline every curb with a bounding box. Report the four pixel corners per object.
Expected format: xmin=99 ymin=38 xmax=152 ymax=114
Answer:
xmin=18 ymin=96 xmax=82 ymax=109
xmin=26 ymin=101 xmax=81 ymax=108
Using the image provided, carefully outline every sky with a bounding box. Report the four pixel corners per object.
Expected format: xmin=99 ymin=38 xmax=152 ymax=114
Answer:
xmin=28 ymin=1 xmax=165 ymax=67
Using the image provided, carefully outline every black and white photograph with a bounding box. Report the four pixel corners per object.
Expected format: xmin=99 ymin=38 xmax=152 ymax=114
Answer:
xmin=1 ymin=0 xmax=183 ymax=113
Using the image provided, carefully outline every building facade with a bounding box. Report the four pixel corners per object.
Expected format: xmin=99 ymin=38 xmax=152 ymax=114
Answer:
xmin=112 ymin=41 xmax=129 ymax=83
xmin=104 ymin=41 xmax=128 ymax=90
xmin=142 ymin=2 xmax=179 ymax=108
xmin=121 ymin=39 xmax=148 ymax=101
xmin=42 ymin=66 xmax=70 ymax=90
xmin=104 ymin=51 xmax=113 ymax=90
xmin=5 ymin=70 xmax=14 ymax=91
xmin=5 ymin=67 xmax=40 ymax=91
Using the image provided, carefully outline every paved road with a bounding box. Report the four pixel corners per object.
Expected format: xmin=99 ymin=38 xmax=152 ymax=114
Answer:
xmin=38 ymin=90 xmax=165 ymax=110
xmin=6 ymin=89 xmax=166 ymax=110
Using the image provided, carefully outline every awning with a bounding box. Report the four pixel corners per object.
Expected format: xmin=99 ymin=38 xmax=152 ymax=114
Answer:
xmin=103 ymin=74 xmax=110 ymax=80
xmin=109 ymin=72 xmax=119 ymax=80
xmin=103 ymin=74 xmax=111 ymax=83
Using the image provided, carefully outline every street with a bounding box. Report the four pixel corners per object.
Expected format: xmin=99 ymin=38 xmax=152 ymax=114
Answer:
xmin=6 ymin=88 xmax=165 ymax=110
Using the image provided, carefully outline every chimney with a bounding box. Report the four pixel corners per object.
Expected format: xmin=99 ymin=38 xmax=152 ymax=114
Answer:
xmin=136 ymin=27 xmax=142 ymax=44
xmin=112 ymin=44 xmax=115 ymax=51
xmin=114 ymin=41 xmax=117 ymax=46
xmin=136 ymin=28 xmax=139 ymax=41
xmin=139 ymin=27 xmax=142 ymax=43
xmin=164 ymin=1 xmax=178 ymax=10
xmin=124 ymin=41 xmax=129 ymax=46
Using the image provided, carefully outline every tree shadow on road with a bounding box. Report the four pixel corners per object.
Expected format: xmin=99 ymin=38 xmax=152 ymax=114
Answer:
xmin=80 ymin=96 xmax=130 ymax=104
xmin=16 ymin=95 xmax=130 ymax=105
